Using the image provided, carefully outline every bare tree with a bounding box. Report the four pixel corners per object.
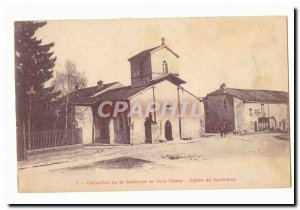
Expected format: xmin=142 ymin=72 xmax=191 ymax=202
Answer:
xmin=52 ymin=60 xmax=87 ymax=95
xmin=51 ymin=60 xmax=87 ymax=129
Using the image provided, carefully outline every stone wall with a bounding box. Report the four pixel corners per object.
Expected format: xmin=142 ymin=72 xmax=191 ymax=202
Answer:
xmin=204 ymin=94 xmax=235 ymax=133
xmin=130 ymin=56 xmax=152 ymax=87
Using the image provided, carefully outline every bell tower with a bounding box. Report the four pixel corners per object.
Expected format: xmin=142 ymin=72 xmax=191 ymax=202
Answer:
xmin=128 ymin=38 xmax=180 ymax=87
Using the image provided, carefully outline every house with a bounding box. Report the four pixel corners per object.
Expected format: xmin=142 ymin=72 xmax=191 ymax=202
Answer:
xmin=204 ymin=83 xmax=289 ymax=133
xmin=69 ymin=38 xmax=205 ymax=144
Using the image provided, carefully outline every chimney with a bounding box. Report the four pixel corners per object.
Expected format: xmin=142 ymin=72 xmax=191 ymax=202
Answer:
xmin=97 ymin=80 xmax=104 ymax=89
xmin=74 ymin=84 xmax=79 ymax=96
xmin=220 ymin=83 xmax=227 ymax=93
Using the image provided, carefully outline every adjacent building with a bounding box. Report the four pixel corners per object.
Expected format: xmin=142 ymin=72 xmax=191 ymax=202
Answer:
xmin=204 ymin=83 xmax=289 ymax=133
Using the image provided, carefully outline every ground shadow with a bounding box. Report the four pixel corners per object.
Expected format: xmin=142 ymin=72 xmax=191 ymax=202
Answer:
xmin=64 ymin=156 xmax=152 ymax=170
xmin=273 ymin=135 xmax=290 ymax=141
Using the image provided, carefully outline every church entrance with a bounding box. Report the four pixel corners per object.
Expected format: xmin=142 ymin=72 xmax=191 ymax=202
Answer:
xmin=269 ymin=117 xmax=277 ymax=130
xmin=164 ymin=120 xmax=173 ymax=141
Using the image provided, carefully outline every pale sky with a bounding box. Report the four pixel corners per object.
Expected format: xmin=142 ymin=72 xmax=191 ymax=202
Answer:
xmin=36 ymin=16 xmax=288 ymax=97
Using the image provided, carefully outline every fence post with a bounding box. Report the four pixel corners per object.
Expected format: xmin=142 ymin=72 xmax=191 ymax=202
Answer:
xmin=54 ymin=130 xmax=57 ymax=147
xmin=72 ymin=129 xmax=74 ymax=145
xmin=22 ymin=122 xmax=27 ymax=160
xmin=80 ymin=128 xmax=83 ymax=144
xmin=43 ymin=131 xmax=46 ymax=148
xmin=46 ymin=131 xmax=49 ymax=147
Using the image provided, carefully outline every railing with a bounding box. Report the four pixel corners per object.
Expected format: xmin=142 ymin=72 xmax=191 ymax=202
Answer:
xmin=17 ymin=128 xmax=83 ymax=160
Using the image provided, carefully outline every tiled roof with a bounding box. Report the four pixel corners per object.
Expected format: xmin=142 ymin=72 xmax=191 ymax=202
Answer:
xmin=150 ymin=73 xmax=186 ymax=85
xmin=128 ymin=46 xmax=161 ymax=61
xmin=94 ymin=74 xmax=186 ymax=103
xmin=59 ymin=74 xmax=186 ymax=106
xmin=207 ymin=88 xmax=289 ymax=103
xmin=94 ymin=85 xmax=146 ymax=102
xmin=128 ymin=44 xmax=180 ymax=61
xmin=56 ymin=82 xmax=119 ymax=106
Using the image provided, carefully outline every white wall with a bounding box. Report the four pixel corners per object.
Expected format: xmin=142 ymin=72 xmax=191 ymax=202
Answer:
xmin=243 ymin=102 xmax=289 ymax=131
xmin=151 ymin=47 xmax=179 ymax=77
xmin=179 ymin=88 xmax=204 ymax=138
xmin=75 ymin=106 xmax=93 ymax=144
xmin=129 ymin=80 xmax=204 ymax=144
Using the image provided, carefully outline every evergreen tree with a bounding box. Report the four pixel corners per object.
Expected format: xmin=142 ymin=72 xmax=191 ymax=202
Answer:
xmin=15 ymin=21 xmax=57 ymax=130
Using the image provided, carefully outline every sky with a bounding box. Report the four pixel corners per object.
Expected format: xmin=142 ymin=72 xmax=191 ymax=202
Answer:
xmin=36 ymin=16 xmax=288 ymax=97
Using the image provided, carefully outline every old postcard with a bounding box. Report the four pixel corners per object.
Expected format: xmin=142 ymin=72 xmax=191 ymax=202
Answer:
xmin=15 ymin=17 xmax=291 ymax=192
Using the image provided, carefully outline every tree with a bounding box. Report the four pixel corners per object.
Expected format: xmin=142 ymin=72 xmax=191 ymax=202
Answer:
xmin=51 ymin=60 xmax=87 ymax=95
xmin=50 ymin=60 xmax=87 ymax=129
xmin=30 ymin=86 xmax=61 ymax=130
xmin=15 ymin=21 xmax=57 ymax=130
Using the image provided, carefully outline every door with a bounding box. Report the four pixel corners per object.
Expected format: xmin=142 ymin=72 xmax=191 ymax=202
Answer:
xmin=269 ymin=117 xmax=276 ymax=129
xmin=164 ymin=120 xmax=173 ymax=141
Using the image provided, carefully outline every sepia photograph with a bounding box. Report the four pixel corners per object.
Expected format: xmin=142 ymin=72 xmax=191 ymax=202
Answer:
xmin=15 ymin=17 xmax=291 ymax=193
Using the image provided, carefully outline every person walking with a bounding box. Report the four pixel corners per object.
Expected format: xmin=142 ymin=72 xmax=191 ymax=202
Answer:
xmin=223 ymin=126 xmax=227 ymax=137
xmin=220 ymin=126 xmax=224 ymax=138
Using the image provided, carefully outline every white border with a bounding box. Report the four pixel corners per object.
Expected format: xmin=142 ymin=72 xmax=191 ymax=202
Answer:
xmin=0 ymin=0 xmax=295 ymax=205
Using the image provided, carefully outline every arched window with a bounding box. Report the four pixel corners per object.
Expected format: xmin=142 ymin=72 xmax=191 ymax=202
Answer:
xmin=249 ymin=108 xmax=253 ymax=116
xmin=162 ymin=60 xmax=168 ymax=74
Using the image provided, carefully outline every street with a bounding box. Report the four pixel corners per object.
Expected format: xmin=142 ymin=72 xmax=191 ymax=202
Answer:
xmin=17 ymin=132 xmax=291 ymax=192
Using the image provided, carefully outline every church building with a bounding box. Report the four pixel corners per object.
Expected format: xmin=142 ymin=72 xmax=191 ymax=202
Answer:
xmin=70 ymin=38 xmax=205 ymax=144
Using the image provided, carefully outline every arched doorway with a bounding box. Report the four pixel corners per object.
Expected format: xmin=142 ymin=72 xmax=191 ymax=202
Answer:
xmin=269 ymin=116 xmax=277 ymax=130
xmin=164 ymin=120 xmax=173 ymax=141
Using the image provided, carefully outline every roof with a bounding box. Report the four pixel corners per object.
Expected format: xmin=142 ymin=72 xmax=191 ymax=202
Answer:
xmin=56 ymin=82 xmax=119 ymax=106
xmin=95 ymin=85 xmax=146 ymax=102
xmin=207 ymin=87 xmax=289 ymax=103
xmin=93 ymin=74 xmax=186 ymax=103
xmin=151 ymin=73 xmax=186 ymax=85
xmin=61 ymin=74 xmax=186 ymax=106
xmin=128 ymin=46 xmax=161 ymax=61
xmin=128 ymin=44 xmax=179 ymax=61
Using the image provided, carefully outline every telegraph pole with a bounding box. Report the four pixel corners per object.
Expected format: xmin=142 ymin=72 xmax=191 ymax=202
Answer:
xmin=27 ymin=87 xmax=36 ymax=151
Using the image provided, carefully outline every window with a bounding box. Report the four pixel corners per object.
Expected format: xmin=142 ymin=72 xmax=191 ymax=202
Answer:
xmin=249 ymin=108 xmax=253 ymax=116
xmin=224 ymin=99 xmax=227 ymax=111
xmin=162 ymin=60 xmax=168 ymax=74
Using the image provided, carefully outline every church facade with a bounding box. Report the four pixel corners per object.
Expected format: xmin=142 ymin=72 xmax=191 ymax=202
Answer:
xmin=70 ymin=39 xmax=205 ymax=144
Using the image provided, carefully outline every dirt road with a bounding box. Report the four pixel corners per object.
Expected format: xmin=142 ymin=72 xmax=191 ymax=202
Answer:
xmin=17 ymin=132 xmax=291 ymax=192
